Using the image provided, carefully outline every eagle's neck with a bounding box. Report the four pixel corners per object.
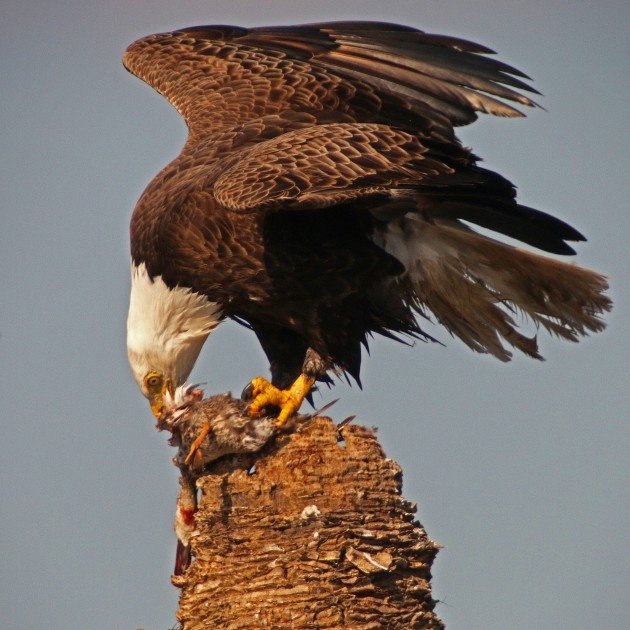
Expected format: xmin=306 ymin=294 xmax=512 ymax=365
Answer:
xmin=126 ymin=261 xmax=223 ymax=389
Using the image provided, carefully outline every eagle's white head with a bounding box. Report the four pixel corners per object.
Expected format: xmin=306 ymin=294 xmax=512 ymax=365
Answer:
xmin=126 ymin=262 xmax=223 ymax=419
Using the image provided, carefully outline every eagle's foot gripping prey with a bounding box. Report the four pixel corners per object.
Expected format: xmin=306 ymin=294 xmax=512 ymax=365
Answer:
xmin=248 ymin=374 xmax=315 ymax=427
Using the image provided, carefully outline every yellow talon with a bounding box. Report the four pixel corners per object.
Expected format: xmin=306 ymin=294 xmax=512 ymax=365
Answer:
xmin=248 ymin=373 xmax=315 ymax=427
xmin=248 ymin=377 xmax=287 ymax=415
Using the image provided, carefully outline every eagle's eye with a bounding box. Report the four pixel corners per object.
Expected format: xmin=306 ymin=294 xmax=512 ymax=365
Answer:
xmin=144 ymin=372 xmax=163 ymax=391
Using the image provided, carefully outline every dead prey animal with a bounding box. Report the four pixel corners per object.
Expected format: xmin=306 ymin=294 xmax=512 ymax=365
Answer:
xmin=166 ymin=390 xmax=279 ymax=471
xmin=160 ymin=385 xmax=321 ymax=578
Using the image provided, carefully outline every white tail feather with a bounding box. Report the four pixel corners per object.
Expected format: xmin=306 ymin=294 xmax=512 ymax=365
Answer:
xmin=375 ymin=216 xmax=610 ymax=361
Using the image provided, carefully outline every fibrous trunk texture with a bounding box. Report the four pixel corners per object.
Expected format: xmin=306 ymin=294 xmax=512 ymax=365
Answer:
xmin=175 ymin=417 xmax=443 ymax=629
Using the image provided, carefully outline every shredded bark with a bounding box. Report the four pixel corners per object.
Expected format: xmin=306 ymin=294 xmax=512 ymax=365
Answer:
xmin=174 ymin=416 xmax=443 ymax=629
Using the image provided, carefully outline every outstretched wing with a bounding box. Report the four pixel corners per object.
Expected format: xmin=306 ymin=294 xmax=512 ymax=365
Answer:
xmin=124 ymin=21 xmax=580 ymax=254
xmin=123 ymin=21 xmax=540 ymax=141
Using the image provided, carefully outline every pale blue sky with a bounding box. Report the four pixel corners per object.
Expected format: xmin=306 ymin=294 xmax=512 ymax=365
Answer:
xmin=1 ymin=2 xmax=628 ymax=629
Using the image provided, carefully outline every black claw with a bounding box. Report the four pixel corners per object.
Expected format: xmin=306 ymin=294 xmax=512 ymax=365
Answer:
xmin=241 ymin=381 xmax=255 ymax=402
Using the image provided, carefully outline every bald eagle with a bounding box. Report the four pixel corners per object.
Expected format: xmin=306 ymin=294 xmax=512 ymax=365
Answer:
xmin=124 ymin=21 xmax=610 ymax=424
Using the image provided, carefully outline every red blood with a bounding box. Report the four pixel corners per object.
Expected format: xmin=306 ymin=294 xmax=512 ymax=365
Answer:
xmin=180 ymin=507 xmax=196 ymax=526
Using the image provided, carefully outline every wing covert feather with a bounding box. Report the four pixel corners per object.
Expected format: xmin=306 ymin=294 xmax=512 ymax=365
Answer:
xmin=213 ymin=123 xmax=453 ymax=212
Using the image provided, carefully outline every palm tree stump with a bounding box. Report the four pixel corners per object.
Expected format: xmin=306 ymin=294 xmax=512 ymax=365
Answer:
xmin=173 ymin=416 xmax=444 ymax=629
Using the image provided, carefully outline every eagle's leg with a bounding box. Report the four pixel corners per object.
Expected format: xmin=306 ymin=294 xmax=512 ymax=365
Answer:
xmin=247 ymin=348 xmax=325 ymax=427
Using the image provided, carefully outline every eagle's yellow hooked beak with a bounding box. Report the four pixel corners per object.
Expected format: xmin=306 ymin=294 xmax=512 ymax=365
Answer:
xmin=144 ymin=371 xmax=174 ymax=421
